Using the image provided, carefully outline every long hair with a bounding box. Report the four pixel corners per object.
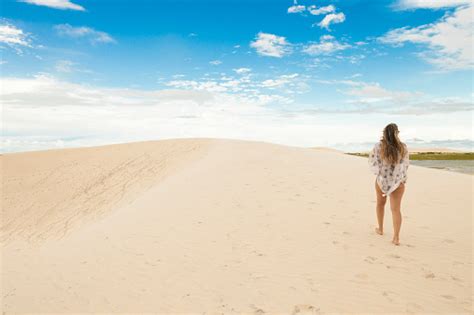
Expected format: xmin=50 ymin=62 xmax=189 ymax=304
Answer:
xmin=380 ymin=123 xmax=407 ymax=165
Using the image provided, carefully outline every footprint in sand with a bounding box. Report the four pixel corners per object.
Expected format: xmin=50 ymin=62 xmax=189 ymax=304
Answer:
xmin=382 ymin=291 xmax=398 ymax=303
xmin=424 ymin=272 xmax=435 ymax=279
xmin=405 ymin=302 xmax=424 ymax=312
xmin=251 ymin=250 xmax=265 ymax=257
xmin=251 ymin=273 xmax=266 ymax=280
xmin=441 ymin=295 xmax=455 ymax=300
xmin=387 ymin=254 xmax=401 ymax=259
xmin=249 ymin=304 xmax=265 ymax=314
xmin=364 ymin=256 xmax=377 ymax=264
xmin=291 ymin=304 xmax=320 ymax=315
xmin=355 ymin=273 xmax=369 ymax=280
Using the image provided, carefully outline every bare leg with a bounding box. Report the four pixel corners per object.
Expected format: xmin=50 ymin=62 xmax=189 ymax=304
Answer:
xmin=389 ymin=182 xmax=405 ymax=245
xmin=375 ymin=179 xmax=387 ymax=235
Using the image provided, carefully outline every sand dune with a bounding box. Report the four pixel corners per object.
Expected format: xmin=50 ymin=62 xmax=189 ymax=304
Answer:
xmin=1 ymin=139 xmax=472 ymax=314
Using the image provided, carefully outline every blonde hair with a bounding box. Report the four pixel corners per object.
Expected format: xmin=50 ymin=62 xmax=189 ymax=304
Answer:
xmin=380 ymin=123 xmax=407 ymax=164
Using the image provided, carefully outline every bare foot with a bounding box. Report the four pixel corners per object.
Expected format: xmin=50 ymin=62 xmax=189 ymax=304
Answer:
xmin=392 ymin=238 xmax=400 ymax=246
xmin=375 ymin=227 xmax=383 ymax=235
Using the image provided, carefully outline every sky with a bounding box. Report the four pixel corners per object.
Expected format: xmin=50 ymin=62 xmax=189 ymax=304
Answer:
xmin=1 ymin=0 xmax=473 ymax=152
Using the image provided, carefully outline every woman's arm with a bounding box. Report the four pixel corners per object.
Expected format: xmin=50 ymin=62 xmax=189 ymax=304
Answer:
xmin=368 ymin=143 xmax=380 ymax=175
xmin=402 ymin=144 xmax=409 ymax=169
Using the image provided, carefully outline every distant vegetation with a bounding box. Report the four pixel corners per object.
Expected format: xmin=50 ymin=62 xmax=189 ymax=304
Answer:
xmin=346 ymin=152 xmax=474 ymax=160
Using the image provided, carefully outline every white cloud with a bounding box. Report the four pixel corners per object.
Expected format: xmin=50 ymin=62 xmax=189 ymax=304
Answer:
xmin=261 ymin=73 xmax=299 ymax=88
xmin=308 ymin=5 xmax=335 ymax=15
xmin=2 ymin=75 xmax=472 ymax=153
xmin=0 ymin=22 xmax=32 ymax=53
xmin=233 ymin=68 xmax=251 ymax=74
xmin=250 ymin=32 xmax=292 ymax=58
xmin=393 ymin=0 xmax=471 ymax=10
xmin=317 ymin=79 xmax=419 ymax=103
xmin=54 ymin=60 xmax=74 ymax=73
xmin=0 ymin=74 xmax=296 ymax=152
xmin=288 ymin=5 xmax=306 ymax=14
xmin=379 ymin=5 xmax=473 ymax=70
xmin=54 ymin=59 xmax=91 ymax=74
xmin=209 ymin=60 xmax=222 ymax=65
xmin=315 ymin=79 xmax=418 ymax=105
xmin=344 ymin=82 xmax=419 ymax=104
xmin=54 ymin=24 xmax=116 ymax=44
xmin=317 ymin=12 xmax=346 ymax=30
xmin=315 ymin=79 xmax=473 ymax=115
xmin=19 ymin=0 xmax=85 ymax=11
xmin=166 ymin=79 xmax=228 ymax=93
xmin=302 ymin=35 xmax=351 ymax=55
xmin=165 ymin=71 xmax=304 ymax=98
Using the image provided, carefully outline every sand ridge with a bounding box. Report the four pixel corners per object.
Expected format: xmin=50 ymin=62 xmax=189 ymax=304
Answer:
xmin=1 ymin=138 xmax=215 ymax=242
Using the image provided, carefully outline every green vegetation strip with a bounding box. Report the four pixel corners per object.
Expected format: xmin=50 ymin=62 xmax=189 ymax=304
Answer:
xmin=346 ymin=152 xmax=474 ymax=160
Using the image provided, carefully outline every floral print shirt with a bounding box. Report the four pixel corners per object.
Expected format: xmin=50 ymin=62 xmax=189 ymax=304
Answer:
xmin=368 ymin=142 xmax=409 ymax=197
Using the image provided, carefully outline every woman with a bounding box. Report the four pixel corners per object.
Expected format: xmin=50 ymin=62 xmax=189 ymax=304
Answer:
xmin=368 ymin=123 xmax=409 ymax=246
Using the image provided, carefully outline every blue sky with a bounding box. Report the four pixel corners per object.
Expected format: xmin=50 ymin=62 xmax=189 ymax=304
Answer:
xmin=1 ymin=0 xmax=473 ymax=152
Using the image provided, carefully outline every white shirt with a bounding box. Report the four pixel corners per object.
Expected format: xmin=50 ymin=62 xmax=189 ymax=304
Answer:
xmin=368 ymin=142 xmax=409 ymax=197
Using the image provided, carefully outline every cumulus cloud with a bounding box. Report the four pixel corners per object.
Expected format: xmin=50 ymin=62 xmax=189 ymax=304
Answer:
xmin=261 ymin=73 xmax=299 ymax=88
xmin=0 ymin=22 xmax=32 ymax=53
xmin=288 ymin=5 xmax=305 ymax=13
xmin=344 ymin=82 xmax=419 ymax=104
xmin=308 ymin=5 xmax=335 ymax=15
xmin=317 ymin=79 xmax=420 ymax=103
xmin=54 ymin=59 xmax=92 ymax=74
xmin=379 ymin=5 xmax=473 ymax=70
xmin=54 ymin=60 xmax=75 ymax=73
xmin=18 ymin=0 xmax=85 ymax=11
xmin=0 ymin=74 xmax=299 ymax=152
xmin=316 ymin=12 xmax=346 ymax=30
xmin=393 ymin=0 xmax=471 ymax=10
xmin=314 ymin=79 xmax=473 ymax=115
xmin=2 ymin=75 xmax=472 ymax=153
xmin=164 ymin=71 xmax=302 ymax=100
xmin=250 ymin=32 xmax=292 ymax=58
xmin=54 ymin=24 xmax=116 ymax=44
xmin=302 ymin=35 xmax=351 ymax=55
xmin=233 ymin=68 xmax=251 ymax=74
xmin=209 ymin=60 xmax=222 ymax=65
xmin=1 ymin=75 xmax=215 ymax=108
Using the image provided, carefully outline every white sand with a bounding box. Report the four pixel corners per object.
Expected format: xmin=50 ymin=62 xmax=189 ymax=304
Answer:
xmin=1 ymin=138 xmax=472 ymax=314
